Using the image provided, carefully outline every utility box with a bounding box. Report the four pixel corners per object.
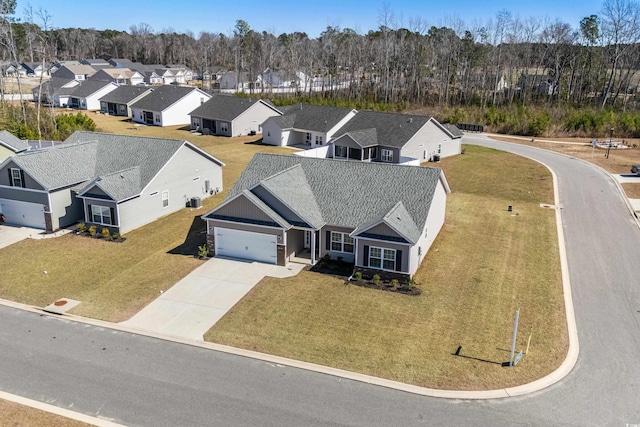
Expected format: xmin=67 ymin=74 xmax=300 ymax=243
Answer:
xmin=190 ymin=197 xmax=202 ymax=208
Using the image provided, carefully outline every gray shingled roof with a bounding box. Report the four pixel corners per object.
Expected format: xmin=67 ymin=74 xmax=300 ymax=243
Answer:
xmin=11 ymin=131 xmax=222 ymax=201
xmin=333 ymin=110 xmax=429 ymax=149
xmin=443 ymin=123 xmax=464 ymax=138
xmin=99 ymin=85 xmax=153 ymax=104
xmin=206 ymin=153 xmax=443 ymax=243
xmin=189 ymin=95 xmax=280 ymax=121
xmin=333 ymin=128 xmax=378 ymax=148
xmin=68 ymin=80 xmax=115 ymax=98
xmin=129 ymin=85 xmax=201 ymax=112
xmin=0 ymin=130 xmax=29 ymax=152
xmin=278 ymin=104 xmax=354 ymax=132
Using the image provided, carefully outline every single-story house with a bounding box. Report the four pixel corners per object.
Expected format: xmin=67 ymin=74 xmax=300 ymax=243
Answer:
xmin=0 ymin=131 xmax=224 ymax=233
xmin=0 ymin=130 xmax=29 ymax=162
xmin=130 ymin=85 xmax=212 ymax=127
xmin=89 ymin=68 xmax=145 ymax=86
xmin=21 ymin=62 xmax=49 ymax=77
xmin=189 ymin=95 xmax=282 ymax=136
xmin=1 ymin=62 xmax=26 ymax=77
xmin=201 ymin=153 xmax=450 ymax=278
xmin=51 ymin=64 xmax=98 ymax=81
xmin=99 ymin=85 xmax=154 ymax=116
xmin=330 ymin=111 xmax=462 ymax=163
xmin=67 ymin=80 xmax=119 ymax=110
xmin=261 ymin=104 xmax=356 ymax=147
xmin=32 ymin=77 xmax=80 ymax=106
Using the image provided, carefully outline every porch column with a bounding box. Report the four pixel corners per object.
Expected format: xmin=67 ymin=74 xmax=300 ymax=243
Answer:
xmin=310 ymin=230 xmax=316 ymax=264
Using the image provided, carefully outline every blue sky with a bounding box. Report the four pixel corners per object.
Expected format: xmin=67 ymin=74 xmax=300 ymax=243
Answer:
xmin=21 ymin=0 xmax=603 ymax=37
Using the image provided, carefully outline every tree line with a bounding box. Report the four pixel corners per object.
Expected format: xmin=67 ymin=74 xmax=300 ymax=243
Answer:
xmin=3 ymin=0 xmax=640 ymax=138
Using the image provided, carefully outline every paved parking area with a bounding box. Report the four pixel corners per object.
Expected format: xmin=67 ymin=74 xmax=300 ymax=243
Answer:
xmin=120 ymin=257 xmax=306 ymax=341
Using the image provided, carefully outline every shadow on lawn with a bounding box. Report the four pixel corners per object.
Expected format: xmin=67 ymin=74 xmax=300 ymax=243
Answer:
xmin=167 ymin=214 xmax=207 ymax=256
xmin=451 ymin=346 xmax=503 ymax=366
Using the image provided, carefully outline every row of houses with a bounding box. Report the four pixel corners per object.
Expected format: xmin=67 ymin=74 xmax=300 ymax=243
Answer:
xmin=0 ymin=126 xmax=453 ymax=278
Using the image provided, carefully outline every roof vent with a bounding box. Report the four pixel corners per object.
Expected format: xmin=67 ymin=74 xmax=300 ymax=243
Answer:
xmin=408 ymin=118 xmax=413 ymax=123
xmin=120 ymin=173 xmax=124 ymax=178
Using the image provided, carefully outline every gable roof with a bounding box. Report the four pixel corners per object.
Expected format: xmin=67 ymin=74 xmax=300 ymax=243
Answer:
xmin=333 ymin=110 xmax=429 ymax=149
xmin=276 ymin=104 xmax=354 ymax=132
xmin=54 ymin=64 xmax=98 ymax=77
xmin=189 ymin=95 xmax=281 ymax=121
xmin=7 ymin=131 xmax=224 ymax=200
xmin=98 ymin=85 xmax=153 ymax=104
xmin=0 ymin=130 xmax=29 ymax=153
xmin=129 ymin=85 xmax=204 ymax=112
xmin=443 ymin=123 xmax=464 ymax=138
xmin=205 ymin=153 xmax=444 ymax=243
xmin=68 ymin=80 xmax=117 ymax=98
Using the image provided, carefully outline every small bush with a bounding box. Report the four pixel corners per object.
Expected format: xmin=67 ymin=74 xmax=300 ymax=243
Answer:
xmin=88 ymin=225 xmax=97 ymax=236
xmin=101 ymin=228 xmax=111 ymax=239
xmin=373 ymin=274 xmax=381 ymax=285
xmin=198 ymin=244 xmax=209 ymax=258
xmin=391 ymin=279 xmax=399 ymax=288
xmin=354 ymin=271 xmax=363 ymax=282
xmin=76 ymin=222 xmax=86 ymax=233
xmin=112 ymin=232 xmax=121 ymax=241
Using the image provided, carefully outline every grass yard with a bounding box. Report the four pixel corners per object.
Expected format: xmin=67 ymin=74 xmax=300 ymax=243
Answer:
xmin=205 ymin=145 xmax=567 ymax=390
xmin=0 ymin=399 xmax=89 ymax=427
xmin=0 ymin=113 xmax=290 ymax=322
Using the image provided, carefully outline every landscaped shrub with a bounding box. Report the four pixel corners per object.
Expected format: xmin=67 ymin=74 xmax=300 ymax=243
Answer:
xmin=88 ymin=225 xmax=97 ymax=236
xmin=198 ymin=244 xmax=209 ymax=259
xmin=76 ymin=222 xmax=86 ymax=233
xmin=112 ymin=232 xmax=121 ymax=241
xmin=373 ymin=274 xmax=381 ymax=285
xmin=354 ymin=271 xmax=363 ymax=282
xmin=391 ymin=279 xmax=399 ymax=288
xmin=101 ymin=228 xmax=110 ymax=239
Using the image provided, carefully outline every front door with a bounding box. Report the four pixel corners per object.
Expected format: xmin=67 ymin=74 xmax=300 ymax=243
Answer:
xmin=304 ymin=231 xmax=310 ymax=249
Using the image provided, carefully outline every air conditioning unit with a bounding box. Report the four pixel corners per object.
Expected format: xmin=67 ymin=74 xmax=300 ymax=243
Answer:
xmin=190 ymin=196 xmax=202 ymax=208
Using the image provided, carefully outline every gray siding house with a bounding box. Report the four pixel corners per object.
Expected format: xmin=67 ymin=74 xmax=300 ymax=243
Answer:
xmin=202 ymin=153 xmax=450 ymax=278
xmin=99 ymin=85 xmax=154 ymax=116
xmin=0 ymin=132 xmax=224 ymax=233
xmin=331 ymin=111 xmax=461 ymax=164
xmin=189 ymin=95 xmax=282 ymax=136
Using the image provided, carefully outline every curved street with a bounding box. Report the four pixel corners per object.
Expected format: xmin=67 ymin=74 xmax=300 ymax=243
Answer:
xmin=0 ymin=135 xmax=639 ymax=426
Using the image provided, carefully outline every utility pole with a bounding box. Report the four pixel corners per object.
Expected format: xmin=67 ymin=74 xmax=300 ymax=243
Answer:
xmin=510 ymin=308 xmax=520 ymax=366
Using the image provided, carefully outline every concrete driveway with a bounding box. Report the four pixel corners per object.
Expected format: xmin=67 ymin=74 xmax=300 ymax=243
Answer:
xmin=0 ymin=225 xmax=45 ymax=249
xmin=120 ymin=257 xmax=306 ymax=341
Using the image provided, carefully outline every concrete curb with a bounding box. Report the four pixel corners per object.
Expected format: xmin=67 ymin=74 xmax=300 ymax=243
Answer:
xmin=0 ymin=389 xmax=125 ymax=427
xmin=0 ymin=143 xmax=579 ymax=401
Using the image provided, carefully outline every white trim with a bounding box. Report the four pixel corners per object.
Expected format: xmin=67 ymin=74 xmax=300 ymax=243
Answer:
xmin=381 ymin=148 xmax=393 ymax=162
xmin=91 ymin=204 xmax=113 ymax=226
xmin=330 ymin=231 xmax=354 ymax=253
xmin=368 ymin=246 xmax=397 ymax=271
xmin=162 ymin=190 xmax=169 ymax=208
xmin=202 ymin=190 xmax=291 ymax=230
xmin=205 ymin=218 xmax=284 ymax=231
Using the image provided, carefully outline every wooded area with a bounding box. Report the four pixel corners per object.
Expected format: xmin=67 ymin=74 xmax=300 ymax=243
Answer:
xmin=3 ymin=0 xmax=640 ymax=138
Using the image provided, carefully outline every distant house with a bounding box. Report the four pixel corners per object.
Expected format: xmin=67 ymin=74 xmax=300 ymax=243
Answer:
xmin=201 ymin=153 xmax=450 ymax=278
xmin=201 ymin=66 xmax=225 ymax=81
xmin=130 ymin=85 xmax=212 ymax=127
xmin=32 ymin=77 xmax=80 ymax=106
xmin=21 ymin=62 xmax=49 ymax=77
xmin=261 ymin=104 xmax=356 ymax=147
xmin=67 ymin=81 xmax=119 ymax=110
xmin=0 ymin=130 xmax=29 ymax=162
xmin=80 ymin=58 xmax=111 ymax=69
xmin=89 ymin=68 xmax=145 ymax=86
xmin=52 ymin=64 xmax=98 ymax=81
xmin=99 ymin=85 xmax=154 ymax=116
xmin=189 ymin=95 xmax=282 ymax=137
xmin=1 ymin=62 xmax=26 ymax=77
xmin=0 ymin=131 xmax=225 ymax=233
xmin=219 ymin=71 xmax=261 ymax=91
xmin=517 ymin=73 xmax=556 ymax=96
xmin=330 ymin=111 xmax=461 ymax=163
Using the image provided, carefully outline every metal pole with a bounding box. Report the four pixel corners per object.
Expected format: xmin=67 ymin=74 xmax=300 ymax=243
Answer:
xmin=510 ymin=308 xmax=520 ymax=366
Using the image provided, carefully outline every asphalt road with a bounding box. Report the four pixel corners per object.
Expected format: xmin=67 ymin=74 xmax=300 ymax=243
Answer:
xmin=0 ymin=135 xmax=639 ymax=426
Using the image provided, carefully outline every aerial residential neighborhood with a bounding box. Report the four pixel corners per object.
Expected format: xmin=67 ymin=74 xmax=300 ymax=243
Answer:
xmin=0 ymin=0 xmax=639 ymax=425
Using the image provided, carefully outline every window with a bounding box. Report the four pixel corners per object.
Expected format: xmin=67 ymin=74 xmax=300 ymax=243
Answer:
xmin=10 ymin=168 xmax=23 ymax=187
xmin=91 ymin=205 xmax=112 ymax=225
xmin=330 ymin=232 xmax=354 ymax=253
xmin=305 ymin=132 xmax=311 ymax=144
xmin=335 ymin=145 xmax=347 ymax=158
xmin=162 ymin=191 xmax=169 ymax=208
xmin=437 ymin=143 xmax=442 ymax=154
xmin=220 ymin=122 xmax=229 ymax=132
xmin=368 ymin=246 xmax=396 ymax=271
xmin=315 ymin=135 xmax=323 ymax=145
xmin=267 ymin=131 xmax=271 ymax=137
xmin=381 ymin=149 xmax=393 ymax=162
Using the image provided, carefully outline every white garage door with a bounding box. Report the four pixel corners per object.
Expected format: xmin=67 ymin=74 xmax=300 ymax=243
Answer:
xmin=215 ymin=227 xmax=277 ymax=264
xmin=0 ymin=198 xmax=46 ymax=229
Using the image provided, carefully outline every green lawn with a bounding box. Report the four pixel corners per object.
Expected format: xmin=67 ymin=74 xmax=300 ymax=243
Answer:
xmin=0 ymin=114 xmax=290 ymax=322
xmin=205 ymin=145 xmax=567 ymax=390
